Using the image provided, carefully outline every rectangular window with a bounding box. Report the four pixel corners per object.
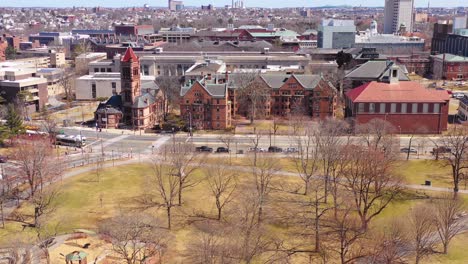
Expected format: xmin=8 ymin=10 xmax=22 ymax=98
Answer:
xmin=358 ymin=103 xmax=365 ymax=113
xmin=111 ymin=82 xmax=116 ymax=88
xmin=401 ymin=103 xmax=407 ymax=113
xmin=94 ymin=68 xmax=99 ymax=72
xmin=91 ymin=83 xmax=96 ymax=99
xmin=100 ymin=68 xmax=105 ymax=72
xmin=433 ymin=103 xmax=440 ymax=113
xmin=139 ymin=110 xmax=143 ymax=116
xmin=412 ymin=103 xmax=418 ymax=113
xmin=369 ymin=103 xmax=375 ymax=113
xmin=107 ymin=68 xmax=112 ymax=72
xmin=391 ymin=103 xmax=396 ymax=113
xmin=423 ymin=103 xmax=429 ymax=113
xmin=380 ymin=103 xmax=385 ymax=114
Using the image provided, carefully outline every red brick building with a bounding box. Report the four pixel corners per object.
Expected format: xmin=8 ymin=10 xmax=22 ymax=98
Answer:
xmin=345 ymin=66 xmax=450 ymax=134
xmin=96 ymin=47 xmax=165 ymax=129
xmin=260 ymin=74 xmax=338 ymax=118
xmin=0 ymin=38 xmax=6 ymax=61
xmin=432 ymin=53 xmax=468 ymax=80
xmin=180 ymin=80 xmax=231 ymax=130
xmin=180 ymin=73 xmax=338 ymax=130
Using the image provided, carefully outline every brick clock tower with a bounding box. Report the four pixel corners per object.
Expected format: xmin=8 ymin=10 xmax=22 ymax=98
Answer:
xmin=120 ymin=47 xmax=141 ymax=125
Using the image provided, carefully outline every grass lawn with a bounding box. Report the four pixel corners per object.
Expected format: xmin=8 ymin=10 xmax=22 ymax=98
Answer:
xmin=2 ymin=160 xmax=468 ymax=263
xmin=394 ymin=160 xmax=460 ymax=189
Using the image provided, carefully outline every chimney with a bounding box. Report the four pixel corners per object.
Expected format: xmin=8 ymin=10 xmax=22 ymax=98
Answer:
xmin=207 ymin=73 xmax=212 ymax=80
xmin=389 ymin=64 xmax=399 ymax=84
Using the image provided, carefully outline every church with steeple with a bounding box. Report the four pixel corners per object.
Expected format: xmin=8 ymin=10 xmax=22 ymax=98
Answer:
xmin=95 ymin=47 xmax=165 ymax=130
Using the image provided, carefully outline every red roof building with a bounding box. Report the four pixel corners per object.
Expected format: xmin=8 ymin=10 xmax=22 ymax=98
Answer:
xmin=345 ymin=65 xmax=450 ymax=134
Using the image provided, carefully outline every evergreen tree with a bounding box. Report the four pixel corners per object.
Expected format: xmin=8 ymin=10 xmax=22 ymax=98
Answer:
xmin=5 ymin=104 xmax=23 ymax=135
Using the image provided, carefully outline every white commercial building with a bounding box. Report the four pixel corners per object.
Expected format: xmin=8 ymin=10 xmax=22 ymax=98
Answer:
xmin=75 ymin=73 xmax=155 ymax=100
xmin=384 ymin=0 xmax=414 ymax=34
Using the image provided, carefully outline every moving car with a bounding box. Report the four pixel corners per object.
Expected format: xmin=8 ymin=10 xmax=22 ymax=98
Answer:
xmin=400 ymin=147 xmax=417 ymax=154
xmin=453 ymin=93 xmax=465 ymax=99
xmin=195 ymin=146 xmax=213 ymax=152
xmin=285 ymin=147 xmax=299 ymax=153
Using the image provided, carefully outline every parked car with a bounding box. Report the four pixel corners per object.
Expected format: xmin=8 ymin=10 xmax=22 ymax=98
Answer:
xmin=268 ymin=146 xmax=283 ymax=153
xmin=248 ymin=147 xmax=266 ymax=153
xmin=285 ymin=147 xmax=299 ymax=153
xmin=400 ymin=147 xmax=417 ymax=154
xmin=216 ymin=147 xmax=229 ymax=153
xmin=430 ymin=146 xmax=452 ymax=155
xmin=453 ymin=93 xmax=465 ymax=99
xmin=195 ymin=146 xmax=213 ymax=152
xmin=0 ymin=156 xmax=6 ymax=163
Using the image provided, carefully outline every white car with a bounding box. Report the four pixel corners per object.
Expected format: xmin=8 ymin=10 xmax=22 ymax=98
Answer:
xmin=453 ymin=93 xmax=465 ymax=99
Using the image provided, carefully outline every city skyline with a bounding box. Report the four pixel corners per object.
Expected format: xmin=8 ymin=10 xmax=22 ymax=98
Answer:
xmin=0 ymin=0 xmax=465 ymax=8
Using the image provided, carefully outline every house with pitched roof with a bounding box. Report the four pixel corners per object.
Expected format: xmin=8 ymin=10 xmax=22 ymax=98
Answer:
xmin=95 ymin=47 xmax=165 ymax=129
xmin=345 ymin=65 xmax=450 ymax=134
xmin=344 ymin=60 xmax=409 ymax=92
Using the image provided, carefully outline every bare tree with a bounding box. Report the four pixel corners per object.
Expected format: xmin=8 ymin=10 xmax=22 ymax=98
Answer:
xmin=185 ymin=221 xmax=233 ymax=264
xmin=11 ymin=137 xmax=63 ymax=197
xmin=435 ymin=126 xmax=468 ymax=195
xmin=407 ymin=204 xmax=438 ymax=264
xmin=432 ymin=194 xmax=466 ymax=254
xmin=99 ymin=213 xmax=170 ymax=264
xmin=30 ymin=186 xmax=61 ymax=228
xmin=233 ymin=73 xmax=270 ymax=123
xmin=341 ymin=146 xmax=403 ymax=230
xmin=316 ymin=118 xmax=349 ymax=202
xmin=357 ymin=118 xmax=397 ymax=155
xmin=326 ymin=205 xmax=368 ymax=264
xmin=155 ymin=76 xmax=181 ymax=118
xmin=204 ymin=161 xmax=238 ymax=220
xmin=231 ymin=192 xmax=274 ymax=263
xmin=140 ymin=161 xmax=179 ymax=229
xmin=168 ymin=142 xmax=201 ymax=206
xmin=368 ymin=218 xmax=411 ymax=264
xmin=250 ymin=154 xmax=279 ymax=223
xmin=218 ymin=134 xmax=235 ymax=165
xmin=292 ymin=126 xmax=320 ymax=196
xmin=58 ymin=71 xmax=74 ymax=103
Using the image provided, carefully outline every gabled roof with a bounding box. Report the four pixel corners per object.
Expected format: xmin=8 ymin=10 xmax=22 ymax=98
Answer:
xmin=346 ymin=81 xmax=450 ymax=103
xmin=260 ymin=74 xmax=322 ymax=90
xmin=345 ymin=61 xmax=409 ymax=81
xmin=180 ymin=81 xmax=227 ymax=98
xmin=133 ymin=92 xmax=155 ymax=108
xmin=121 ymin=47 xmax=138 ymax=62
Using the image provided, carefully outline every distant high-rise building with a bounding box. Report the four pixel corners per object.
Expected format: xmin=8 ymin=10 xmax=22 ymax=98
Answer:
xmin=453 ymin=16 xmax=468 ymax=31
xmin=318 ymin=19 xmax=356 ymax=49
xmin=232 ymin=0 xmax=244 ymax=9
xmin=384 ymin=0 xmax=414 ymax=34
xmin=168 ymin=0 xmax=184 ymax=11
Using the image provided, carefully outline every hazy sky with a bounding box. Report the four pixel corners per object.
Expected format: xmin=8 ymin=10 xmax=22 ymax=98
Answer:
xmin=0 ymin=0 xmax=465 ymax=8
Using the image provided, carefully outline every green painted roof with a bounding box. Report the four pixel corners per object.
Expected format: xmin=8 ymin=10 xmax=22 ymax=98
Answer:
xmin=249 ymin=30 xmax=299 ymax=38
xmin=433 ymin=53 xmax=468 ymax=62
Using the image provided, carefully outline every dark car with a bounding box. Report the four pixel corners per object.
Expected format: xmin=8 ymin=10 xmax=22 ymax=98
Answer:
xmin=430 ymin=147 xmax=452 ymax=155
xmin=195 ymin=146 xmax=213 ymax=152
xmin=0 ymin=156 xmax=6 ymax=163
xmin=216 ymin=147 xmax=229 ymax=153
xmin=268 ymin=146 xmax=283 ymax=153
